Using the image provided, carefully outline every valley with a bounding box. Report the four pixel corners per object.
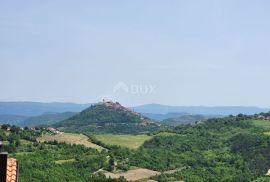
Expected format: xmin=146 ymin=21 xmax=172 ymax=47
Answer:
xmin=1 ymin=101 xmax=270 ymax=182
xmin=2 ymin=2 xmax=269 ymax=181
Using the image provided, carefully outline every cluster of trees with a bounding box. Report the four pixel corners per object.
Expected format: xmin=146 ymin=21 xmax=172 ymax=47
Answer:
xmin=101 ymin=115 xmax=270 ymax=182
xmin=16 ymin=141 xmax=127 ymax=182
xmin=87 ymin=134 xmax=134 ymax=171
xmin=230 ymin=133 xmax=270 ymax=177
xmin=255 ymin=111 xmax=270 ymax=118
xmin=73 ymin=114 xmax=270 ymax=181
xmin=0 ymin=125 xmax=42 ymax=153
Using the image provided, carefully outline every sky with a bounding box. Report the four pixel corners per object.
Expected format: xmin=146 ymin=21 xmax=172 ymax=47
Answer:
xmin=1 ymin=0 xmax=270 ymax=107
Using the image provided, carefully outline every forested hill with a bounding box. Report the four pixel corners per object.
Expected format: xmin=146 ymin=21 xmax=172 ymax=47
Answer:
xmin=161 ymin=114 xmax=216 ymax=126
xmin=53 ymin=101 xmax=158 ymax=134
xmin=18 ymin=112 xmax=77 ymax=127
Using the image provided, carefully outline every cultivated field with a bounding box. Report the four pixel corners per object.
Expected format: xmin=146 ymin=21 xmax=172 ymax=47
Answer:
xmin=38 ymin=133 xmax=103 ymax=150
xmin=104 ymin=168 xmax=160 ymax=181
xmin=94 ymin=134 xmax=152 ymax=149
xmin=251 ymin=119 xmax=270 ymax=129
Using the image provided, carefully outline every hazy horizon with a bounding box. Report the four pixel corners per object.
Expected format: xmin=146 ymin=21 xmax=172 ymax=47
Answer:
xmin=0 ymin=100 xmax=270 ymax=109
xmin=1 ymin=0 xmax=270 ymax=107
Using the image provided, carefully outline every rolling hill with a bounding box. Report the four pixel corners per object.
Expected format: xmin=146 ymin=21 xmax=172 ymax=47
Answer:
xmin=1 ymin=101 xmax=268 ymax=120
xmin=18 ymin=112 xmax=77 ymax=127
xmin=141 ymin=112 xmax=188 ymax=121
xmin=53 ymin=101 xmax=158 ymax=134
xmin=0 ymin=102 xmax=91 ymax=116
xmin=161 ymin=114 xmax=221 ymax=126
xmin=0 ymin=114 xmax=28 ymax=125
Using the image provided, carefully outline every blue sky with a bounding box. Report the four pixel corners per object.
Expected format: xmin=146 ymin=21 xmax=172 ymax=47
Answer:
xmin=1 ymin=0 xmax=270 ymax=107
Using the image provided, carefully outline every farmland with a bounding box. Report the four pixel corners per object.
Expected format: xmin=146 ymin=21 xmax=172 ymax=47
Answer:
xmin=37 ymin=132 xmax=103 ymax=150
xmin=94 ymin=134 xmax=152 ymax=149
xmin=104 ymin=168 xmax=160 ymax=181
xmin=251 ymin=119 xmax=270 ymax=130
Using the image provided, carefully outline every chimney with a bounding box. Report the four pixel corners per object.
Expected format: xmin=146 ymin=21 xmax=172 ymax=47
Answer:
xmin=0 ymin=142 xmax=8 ymax=182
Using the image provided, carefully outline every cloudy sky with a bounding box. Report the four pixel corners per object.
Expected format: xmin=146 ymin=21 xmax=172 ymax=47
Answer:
xmin=1 ymin=0 xmax=270 ymax=107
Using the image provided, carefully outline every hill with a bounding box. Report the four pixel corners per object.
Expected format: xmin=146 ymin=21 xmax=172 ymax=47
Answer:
xmin=18 ymin=112 xmax=77 ymax=127
xmin=0 ymin=126 xmax=120 ymax=181
xmin=1 ymin=101 xmax=268 ymax=117
xmin=2 ymin=112 xmax=270 ymax=181
xmin=53 ymin=101 xmax=158 ymax=134
xmin=0 ymin=102 xmax=91 ymax=116
xmin=0 ymin=114 xmax=28 ymax=125
xmin=161 ymin=114 xmax=220 ymax=126
xmin=141 ymin=112 xmax=188 ymax=121
xmin=125 ymin=115 xmax=270 ymax=181
xmin=134 ymin=104 xmax=270 ymax=115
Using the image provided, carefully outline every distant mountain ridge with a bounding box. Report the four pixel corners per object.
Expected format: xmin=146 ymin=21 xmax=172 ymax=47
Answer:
xmin=0 ymin=114 xmax=28 ymax=125
xmin=18 ymin=112 xmax=77 ymax=127
xmin=53 ymin=101 xmax=158 ymax=134
xmin=161 ymin=114 xmax=220 ymax=126
xmin=0 ymin=102 xmax=91 ymax=116
xmin=0 ymin=101 xmax=268 ymax=116
xmin=133 ymin=104 xmax=270 ymax=115
xmin=0 ymin=102 xmax=269 ymax=128
xmin=141 ymin=112 xmax=189 ymax=121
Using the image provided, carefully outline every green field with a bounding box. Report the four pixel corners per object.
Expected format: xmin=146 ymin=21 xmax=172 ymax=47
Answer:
xmin=94 ymin=134 xmax=152 ymax=149
xmin=251 ymin=119 xmax=270 ymax=129
xmin=38 ymin=132 xmax=103 ymax=150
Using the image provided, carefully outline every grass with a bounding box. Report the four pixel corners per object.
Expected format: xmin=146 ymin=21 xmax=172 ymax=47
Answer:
xmin=251 ymin=119 xmax=270 ymax=129
xmin=37 ymin=132 xmax=103 ymax=150
xmin=104 ymin=168 xmax=160 ymax=181
xmin=94 ymin=134 xmax=152 ymax=149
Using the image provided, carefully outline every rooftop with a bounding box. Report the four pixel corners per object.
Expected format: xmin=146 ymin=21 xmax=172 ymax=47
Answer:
xmin=6 ymin=158 xmax=18 ymax=182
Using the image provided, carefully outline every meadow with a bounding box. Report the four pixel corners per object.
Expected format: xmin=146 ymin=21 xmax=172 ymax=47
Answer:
xmin=94 ymin=134 xmax=152 ymax=149
xmin=37 ymin=132 xmax=103 ymax=150
xmin=251 ymin=119 xmax=270 ymax=129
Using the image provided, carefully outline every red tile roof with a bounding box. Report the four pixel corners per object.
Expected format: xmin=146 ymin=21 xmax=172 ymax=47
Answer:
xmin=6 ymin=158 xmax=18 ymax=182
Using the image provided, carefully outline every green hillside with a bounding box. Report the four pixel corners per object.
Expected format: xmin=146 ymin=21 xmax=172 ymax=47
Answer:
xmin=0 ymin=126 xmax=126 ymax=182
xmin=19 ymin=112 xmax=77 ymax=127
xmin=0 ymin=114 xmax=28 ymax=125
xmin=162 ymin=114 xmax=217 ymax=126
xmin=53 ymin=101 xmax=158 ymax=134
xmin=94 ymin=134 xmax=152 ymax=149
xmin=2 ymin=113 xmax=270 ymax=181
xmin=127 ymin=115 xmax=270 ymax=181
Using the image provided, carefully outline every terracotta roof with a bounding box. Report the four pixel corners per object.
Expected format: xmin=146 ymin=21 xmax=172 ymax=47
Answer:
xmin=6 ymin=158 xmax=18 ymax=182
